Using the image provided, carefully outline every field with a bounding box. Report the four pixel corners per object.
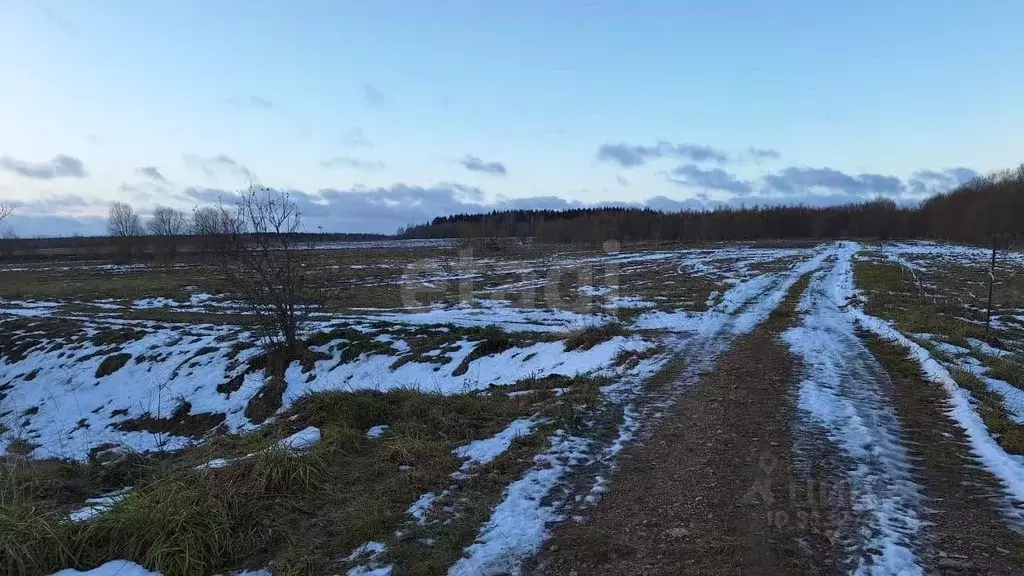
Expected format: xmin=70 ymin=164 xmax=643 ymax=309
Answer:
xmin=2 ymin=239 xmax=1023 ymax=576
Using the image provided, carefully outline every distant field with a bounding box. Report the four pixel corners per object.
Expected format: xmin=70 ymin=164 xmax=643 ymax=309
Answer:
xmin=2 ymin=240 xmax=1023 ymax=575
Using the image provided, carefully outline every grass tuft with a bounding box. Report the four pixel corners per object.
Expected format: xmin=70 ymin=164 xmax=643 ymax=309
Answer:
xmin=95 ymin=353 xmax=132 ymax=378
xmin=563 ymin=322 xmax=628 ymax=352
xmin=452 ymin=327 xmax=516 ymax=376
xmin=0 ymin=476 xmax=78 ymax=576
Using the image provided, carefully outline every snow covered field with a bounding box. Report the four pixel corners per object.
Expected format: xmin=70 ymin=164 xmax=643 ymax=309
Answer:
xmin=2 ymin=239 xmax=1023 ymax=575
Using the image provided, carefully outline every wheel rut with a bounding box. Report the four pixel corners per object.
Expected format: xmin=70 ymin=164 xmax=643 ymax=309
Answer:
xmin=529 ymin=277 xmax=844 ymax=576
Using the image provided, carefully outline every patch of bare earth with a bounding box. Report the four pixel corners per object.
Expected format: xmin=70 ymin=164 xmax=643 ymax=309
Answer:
xmin=866 ymin=335 xmax=1024 ymax=574
xmin=529 ymin=281 xmax=846 ymax=576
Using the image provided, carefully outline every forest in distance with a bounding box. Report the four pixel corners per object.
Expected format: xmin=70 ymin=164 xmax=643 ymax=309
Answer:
xmin=1 ymin=162 xmax=1022 ymax=259
xmin=400 ymin=162 xmax=1024 ymax=247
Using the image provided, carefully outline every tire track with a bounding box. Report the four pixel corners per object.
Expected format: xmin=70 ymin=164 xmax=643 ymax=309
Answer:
xmin=783 ymin=245 xmax=926 ymax=574
xmin=527 ymin=250 xmax=843 ymax=576
xmin=450 ymin=245 xmax=838 ymax=575
xmin=787 ymin=241 xmax=1024 ymax=574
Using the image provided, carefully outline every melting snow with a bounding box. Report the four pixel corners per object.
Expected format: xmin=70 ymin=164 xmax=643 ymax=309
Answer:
xmin=454 ymin=418 xmax=538 ymax=470
xmin=68 ymin=488 xmax=132 ymax=522
xmin=447 ymin=430 xmax=592 ymax=576
xmin=344 ymin=541 xmax=391 ymax=576
xmin=784 ymin=241 xmax=925 ymax=575
xmin=276 ymin=426 xmax=321 ymax=451
xmin=49 ymin=561 xmax=159 ymax=576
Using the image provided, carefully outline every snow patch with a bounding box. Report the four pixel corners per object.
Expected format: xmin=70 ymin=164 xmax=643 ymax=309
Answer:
xmin=447 ymin=430 xmax=591 ymax=576
xmin=454 ymin=418 xmax=538 ymax=470
xmin=276 ymin=426 xmax=321 ymax=451
xmin=50 ymin=561 xmax=159 ymax=576
xmin=68 ymin=488 xmax=132 ymax=522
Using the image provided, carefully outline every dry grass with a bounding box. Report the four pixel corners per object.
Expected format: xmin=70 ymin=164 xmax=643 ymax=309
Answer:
xmin=0 ymin=386 xmax=545 ymax=576
xmin=855 ymin=253 xmax=1024 ymax=455
xmin=563 ymin=322 xmax=628 ymax=352
xmin=115 ymin=400 xmax=227 ymax=439
xmin=94 ymin=353 xmax=132 ymax=378
xmin=855 ymin=259 xmax=991 ymax=346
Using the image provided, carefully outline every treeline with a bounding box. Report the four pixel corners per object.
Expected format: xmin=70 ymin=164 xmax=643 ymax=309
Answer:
xmin=402 ymin=164 xmax=1024 ymax=246
xmin=0 ymin=198 xmax=387 ymax=262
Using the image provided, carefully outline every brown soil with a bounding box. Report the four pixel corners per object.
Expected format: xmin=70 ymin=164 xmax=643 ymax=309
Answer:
xmin=529 ymin=300 xmax=846 ymax=575
xmin=116 ymin=400 xmax=226 ymax=437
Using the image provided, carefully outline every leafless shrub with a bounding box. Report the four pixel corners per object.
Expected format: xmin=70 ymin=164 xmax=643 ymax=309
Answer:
xmin=213 ymin=186 xmax=329 ymax=351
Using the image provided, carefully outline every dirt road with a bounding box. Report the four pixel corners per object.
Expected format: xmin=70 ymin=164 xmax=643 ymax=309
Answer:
xmin=529 ymin=248 xmax=1024 ymax=575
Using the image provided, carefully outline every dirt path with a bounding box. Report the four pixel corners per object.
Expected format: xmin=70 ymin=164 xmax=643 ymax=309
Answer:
xmin=529 ymin=287 xmax=844 ymax=576
xmin=527 ymin=245 xmax=1024 ymax=575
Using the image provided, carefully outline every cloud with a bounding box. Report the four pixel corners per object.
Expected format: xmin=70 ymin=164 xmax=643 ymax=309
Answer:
xmin=616 ymin=175 xmax=629 ymax=186
xmin=342 ymin=127 xmax=371 ymax=148
xmin=248 ymin=95 xmax=273 ymax=110
xmin=667 ymin=164 xmax=753 ymax=195
xmin=907 ymin=168 xmax=980 ymax=195
xmin=9 ymin=193 xmax=105 ymax=214
xmin=363 ymin=84 xmax=388 ymax=110
xmin=458 ymin=155 xmax=507 ymax=176
xmin=597 ymin=141 xmax=730 ymax=168
xmin=667 ymin=163 xmax=974 ymax=200
xmin=227 ymin=95 xmax=274 ymax=110
xmin=136 ymin=166 xmax=169 ymax=185
xmin=748 ymin=147 xmax=781 ymax=162
xmin=12 ymin=161 xmax=981 ymax=236
xmin=182 ymin=186 xmax=235 ymax=205
xmin=762 ymin=167 xmax=904 ymax=196
xmin=320 ymin=156 xmax=386 ymax=171
xmin=0 ymin=154 xmax=87 ymax=179
xmin=7 ymin=214 xmax=106 ymax=238
xmin=184 ymin=154 xmax=256 ymax=183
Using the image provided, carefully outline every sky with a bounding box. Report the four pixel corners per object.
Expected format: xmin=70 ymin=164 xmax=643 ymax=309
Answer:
xmin=1 ymin=0 xmax=1022 ymax=236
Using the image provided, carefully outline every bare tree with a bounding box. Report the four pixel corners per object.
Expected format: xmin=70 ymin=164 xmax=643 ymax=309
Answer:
xmin=0 ymin=201 xmax=11 ymax=231
xmin=147 ymin=205 xmax=187 ymax=258
xmin=147 ymin=205 xmax=187 ymax=236
xmin=214 ymin=186 xmax=327 ymax=351
xmin=0 ymin=201 xmax=14 ymax=257
xmin=191 ymin=206 xmax=235 ymax=236
xmin=107 ymin=202 xmax=144 ymax=237
xmin=107 ymin=201 xmax=144 ymax=258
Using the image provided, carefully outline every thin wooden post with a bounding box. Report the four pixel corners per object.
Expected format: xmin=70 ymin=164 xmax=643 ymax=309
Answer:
xmin=986 ymin=235 xmax=997 ymax=335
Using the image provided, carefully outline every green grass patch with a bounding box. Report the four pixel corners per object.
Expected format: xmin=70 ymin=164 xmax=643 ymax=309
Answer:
xmin=855 ymin=259 xmax=990 ymax=347
xmin=984 ymin=355 xmax=1024 ymax=390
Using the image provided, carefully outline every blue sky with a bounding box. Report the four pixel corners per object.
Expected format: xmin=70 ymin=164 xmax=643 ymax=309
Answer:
xmin=1 ymin=0 xmax=1021 ymax=236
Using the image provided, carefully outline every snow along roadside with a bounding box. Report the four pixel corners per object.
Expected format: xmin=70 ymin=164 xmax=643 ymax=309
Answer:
xmin=853 ymin=310 xmax=1024 ymax=521
xmin=834 ymin=242 xmax=1024 ymax=523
